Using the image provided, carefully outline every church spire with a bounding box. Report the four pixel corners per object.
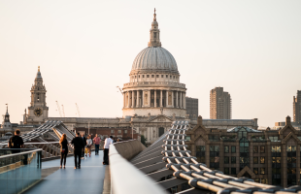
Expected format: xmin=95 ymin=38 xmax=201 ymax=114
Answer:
xmin=148 ymin=8 xmax=161 ymax=47
xmin=36 ymin=66 xmax=42 ymax=79
xmin=5 ymin=104 xmax=9 ymax=116
xmin=4 ymin=104 xmax=10 ymax=123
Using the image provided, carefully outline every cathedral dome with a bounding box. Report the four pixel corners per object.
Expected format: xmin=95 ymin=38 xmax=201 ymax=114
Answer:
xmin=131 ymin=47 xmax=178 ymax=73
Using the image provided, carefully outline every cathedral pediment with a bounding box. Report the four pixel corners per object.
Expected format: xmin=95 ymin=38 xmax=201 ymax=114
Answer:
xmin=148 ymin=115 xmax=173 ymax=123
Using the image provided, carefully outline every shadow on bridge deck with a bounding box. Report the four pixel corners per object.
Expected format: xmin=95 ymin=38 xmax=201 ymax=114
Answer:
xmin=23 ymin=151 xmax=106 ymax=194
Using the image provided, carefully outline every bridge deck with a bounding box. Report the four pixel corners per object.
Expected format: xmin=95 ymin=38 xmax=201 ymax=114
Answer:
xmin=24 ymin=151 xmax=106 ymax=194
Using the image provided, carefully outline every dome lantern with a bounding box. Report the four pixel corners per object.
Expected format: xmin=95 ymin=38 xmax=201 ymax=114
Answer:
xmin=148 ymin=8 xmax=161 ymax=48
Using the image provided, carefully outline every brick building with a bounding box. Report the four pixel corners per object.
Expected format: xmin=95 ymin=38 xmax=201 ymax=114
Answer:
xmin=74 ymin=127 xmax=140 ymax=142
xmin=186 ymin=116 xmax=301 ymax=187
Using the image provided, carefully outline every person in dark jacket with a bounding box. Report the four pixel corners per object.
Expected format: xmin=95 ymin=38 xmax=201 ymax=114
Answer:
xmin=81 ymin=134 xmax=87 ymax=159
xmin=8 ymin=130 xmax=24 ymax=153
xmin=71 ymin=133 xmax=84 ymax=169
xmin=59 ymin=134 xmax=68 ymax=169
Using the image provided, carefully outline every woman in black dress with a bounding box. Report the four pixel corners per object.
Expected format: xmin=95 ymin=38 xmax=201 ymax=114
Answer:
xmin=59 ymin=134 xmax=68 ymax=169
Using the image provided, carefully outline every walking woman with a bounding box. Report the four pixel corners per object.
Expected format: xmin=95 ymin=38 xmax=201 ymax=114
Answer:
xmin=86 ymin=135 xmax=93 ymax=157
xmin=59 ymin=134 xmax=69 ymax=169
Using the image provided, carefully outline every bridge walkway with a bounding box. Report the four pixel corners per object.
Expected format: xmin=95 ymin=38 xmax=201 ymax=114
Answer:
xmin=24 ymin=151 xmax=106 ymax=194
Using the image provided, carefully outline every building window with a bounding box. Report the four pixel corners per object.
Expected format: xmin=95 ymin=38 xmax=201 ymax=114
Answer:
xmin=260 ymin=168 xmax=265 ymax=175
xmin=152 ymin=75 xmax=154 ymax=78
xmin=139 ymin=75 xmax=140 ymax=78
xmin=260 ymin=146 xmax=265 ymax=153
xmin=166 ymin=75 xmax=168 ymax=78
xmin=231 ymin=168 xmax=236 ymax=175
xmin=147 ymin=75 xmax=149 ymax=78
xmin=161 ymin=75 xmax=163 ymax=78
xmin=253 ymin=157 xmax=258 ymax=164
xmin=269 ymin=136 xmax=279 ymax=142
xmin=196 ymin=146 xmax=205 ymax=163
xmin=224 ymin=168 xmax=229 ymax=175
xmin=209 ymin=135 xmax=219 ymax=142
xmin=209 ymin=145 xmax=219 ymax=152
xmin=260 ymin=157 xmax=265 ymax=164
xmin=125 ymin=130 xmax=127 ymax=134
xmin=224 ymin=146 xmax=229 ymax=153
xmin=156 ymin=75 xmax=159 ymax=78
xmin=287 ymin=146 xmax=296 ymax=152
xmin=224 ymin=156 xmax=229 ymax=164
xmin=272 ymin=157 xmax=281 ymax=163
xmin=272 ymin=146 xmax=281 ymax=152
xmin=142 ymin=75 xmax=144 ymax=78
xmin=118 ymin=130 xmax=121 ymax=134
xmin=111 ymin=130 xmax=114 ymax=134
xmin=173 ymin=76 xmax=175 ymax=79
xmin=231 ymin=156 xmax=236 ymax=164
xmin=231 ymin=146 xmax=236 ymax=153
xmin=287 ymin=157 xmax=296 ymax=164
xmin=254 ymin=168 xmax=258 ymax=175
xmin=253 ymin=146 xmax=258 ymax=153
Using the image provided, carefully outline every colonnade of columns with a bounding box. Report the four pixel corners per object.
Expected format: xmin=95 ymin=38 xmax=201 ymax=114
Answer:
xmin=123 ymin=90 xmax=186 ymax=109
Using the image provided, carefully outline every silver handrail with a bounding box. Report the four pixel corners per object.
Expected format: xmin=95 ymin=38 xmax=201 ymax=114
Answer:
xmin=109 ymin=144 xmax=167 ymax=194
xmin=0 ymin=148 xmax=42 ymax=159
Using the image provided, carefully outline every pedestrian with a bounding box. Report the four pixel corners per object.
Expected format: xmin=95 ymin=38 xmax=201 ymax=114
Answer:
xmin=71 ymin=132 xmax=84 ymax=169
xmin=81 ymin=134 xmax=87 ymax=159
xmin=103 ymin=136 xmax=113 ymax=165
xmin=93 ymin=134 xmax=101 ymax=155
xmin=59 ymin=134 xmax=68 ymax=169
xmin=8 ymin=130 xmax=24 ymax=153
xmin=86 ymin=135 xmax=92 ymax=157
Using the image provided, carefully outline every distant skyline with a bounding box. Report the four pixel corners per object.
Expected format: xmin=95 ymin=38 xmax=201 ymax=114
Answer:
xmin=0 ymin=0 xmax=300 ymax=127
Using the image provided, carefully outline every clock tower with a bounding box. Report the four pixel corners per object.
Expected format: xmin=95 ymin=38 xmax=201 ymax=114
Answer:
xmin=24 ymin=67 xmax=49 ymax=124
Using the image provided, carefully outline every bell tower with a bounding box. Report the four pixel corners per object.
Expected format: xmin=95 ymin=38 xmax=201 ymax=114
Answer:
xmin=24 ymin=67 xmax=49 ymax=124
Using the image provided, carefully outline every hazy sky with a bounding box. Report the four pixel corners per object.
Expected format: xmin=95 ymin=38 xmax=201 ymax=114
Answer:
xmin=0 ymin=0 xmax=300 ymax=127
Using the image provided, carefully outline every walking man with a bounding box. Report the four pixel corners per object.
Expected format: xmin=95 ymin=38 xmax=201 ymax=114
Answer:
xmin=103 ymin=136 xmax=113 ymax=165
xmin=81 ymin=134 xmax=87 ymax=159
xmin=93 ymin=134 xmax=101 ymax=155
xmin=71 ymin=132 xmax=84 ymax=169
xmin=8 ymin=130 xmax=24 ymax=153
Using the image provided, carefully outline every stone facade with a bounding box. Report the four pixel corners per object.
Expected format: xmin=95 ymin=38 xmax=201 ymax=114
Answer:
xmin=187 ymin=116 xmax=301 ymax=187
xmin=23 ymin=67 xmax=49 ymax=125
xmin=122 ymin=10 xmax=186 ymax=118
xmin=210 ymin=87 xmax=231 ymax=119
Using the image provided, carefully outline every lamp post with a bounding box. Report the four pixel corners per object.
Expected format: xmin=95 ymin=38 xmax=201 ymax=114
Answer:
xmin=131 ymin=126 xmax=138 ymax=140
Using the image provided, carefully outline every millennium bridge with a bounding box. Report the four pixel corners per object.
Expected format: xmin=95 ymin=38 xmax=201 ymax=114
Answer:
xmin=0 ymin=120 xmax=300 ymax=194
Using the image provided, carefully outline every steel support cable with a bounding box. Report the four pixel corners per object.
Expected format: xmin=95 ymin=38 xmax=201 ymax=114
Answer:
xmin=163 ymin=123 xmax=247 ymax=194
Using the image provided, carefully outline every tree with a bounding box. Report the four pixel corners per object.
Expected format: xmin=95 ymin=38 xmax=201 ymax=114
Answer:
xmin=141 ymin=135 xmax=147 ymax=147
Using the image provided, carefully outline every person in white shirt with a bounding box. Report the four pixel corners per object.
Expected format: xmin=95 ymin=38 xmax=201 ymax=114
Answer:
xmin=103 ymin=136 xmax=113 ymax=165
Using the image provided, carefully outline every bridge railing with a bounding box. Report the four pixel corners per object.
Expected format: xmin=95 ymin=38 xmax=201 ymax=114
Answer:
xmin=109 ymin=140 xmax=167 ymax=194
xmin=0 ymin=148 xmax=42 ymax=194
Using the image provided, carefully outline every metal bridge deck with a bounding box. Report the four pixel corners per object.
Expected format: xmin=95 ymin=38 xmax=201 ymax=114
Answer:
xmin=24 ymin=151 xmax=106 ymax=194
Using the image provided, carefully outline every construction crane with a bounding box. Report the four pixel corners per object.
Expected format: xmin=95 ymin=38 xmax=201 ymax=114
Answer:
xmin=75 ymin=103 xmax=81 ymax=117
xmin=116 ymin=86 xmax=122 ymax=95
xmin=61 ymin=105 xmax=65 ymax=117
xmin=55 ymin=101 xmax=62 ymax=117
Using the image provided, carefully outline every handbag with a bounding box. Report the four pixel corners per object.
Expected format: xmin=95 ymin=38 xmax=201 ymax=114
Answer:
xmin=61 ymin=148 xmax=65 ymax=153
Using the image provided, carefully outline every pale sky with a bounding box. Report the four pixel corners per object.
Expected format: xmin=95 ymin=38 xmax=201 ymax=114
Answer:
xmin=0 ymin=0 xmax=300 ymax=127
